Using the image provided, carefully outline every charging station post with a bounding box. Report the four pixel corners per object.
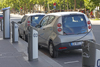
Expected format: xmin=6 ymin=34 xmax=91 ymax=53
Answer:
xmin=28 ymin=26 xmax=38 ymax=61
xmin=2 ymin=7 xmax=10 ymax=39
xmin=0 ymin=19 xmax=3 ymax=31
xmin=82 ymin=41 xmax=100 ymax=67
xmin=11 ymin=21 xmax=18 ymax=43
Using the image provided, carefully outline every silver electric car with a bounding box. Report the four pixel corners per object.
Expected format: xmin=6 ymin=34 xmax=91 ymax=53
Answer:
xmin=35 ymin=12 xmax=95 ymax=58
xmin=18 ymin=13 xmax=45 ymax=41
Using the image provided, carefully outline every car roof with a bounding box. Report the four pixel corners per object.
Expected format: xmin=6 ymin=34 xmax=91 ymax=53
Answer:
xmin=0 ymin=14 xmax=3 ymax=16
xmin=25 ymin=13 xmax=45 ymax=16
xmin=46 ymin=12 xmax=84 ymax=16
xmin=0 ymin=13 xmax=3 ymax=15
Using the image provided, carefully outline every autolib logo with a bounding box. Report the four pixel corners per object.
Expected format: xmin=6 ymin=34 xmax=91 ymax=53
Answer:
xmin=97 ymin=59 xmax=100 ymax=67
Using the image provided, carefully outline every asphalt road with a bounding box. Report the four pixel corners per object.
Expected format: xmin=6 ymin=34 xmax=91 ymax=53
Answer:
xmin=9 ymin=14 xmax=100 ymax=67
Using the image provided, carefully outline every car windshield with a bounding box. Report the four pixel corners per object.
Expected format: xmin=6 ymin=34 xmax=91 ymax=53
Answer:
xmin=62 ymin=14 xmax=87 ymax=35
xmin=31 ymin=15 xmax=44 ymax=27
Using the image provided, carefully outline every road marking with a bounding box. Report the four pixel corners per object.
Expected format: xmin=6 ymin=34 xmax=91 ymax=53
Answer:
xmin=64 ymin=60 xmax=79 ymax=64
xmin=0 ymin=38 xmax=3 ymax=40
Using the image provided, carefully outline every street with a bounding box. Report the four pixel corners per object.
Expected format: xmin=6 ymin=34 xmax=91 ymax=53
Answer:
xmin=10 ymin=14 xmax=100 ymax=67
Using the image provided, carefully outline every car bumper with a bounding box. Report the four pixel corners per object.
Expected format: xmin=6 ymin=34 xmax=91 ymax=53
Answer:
xmin=54 ymin=42 xmax=82 ymax=51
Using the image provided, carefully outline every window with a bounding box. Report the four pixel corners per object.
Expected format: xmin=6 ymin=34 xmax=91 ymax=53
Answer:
xmin=48 ymin=16 xmax=55 ymax=24
xmin=40 ymin=16 xmax=49 ymax=26
xmin=31 ymin=15 xmax=44 ymax=27
xmin=62 ymin=15 xmax=86 ymax=27
xmin=62 ymin=14 xmax=87 ymax=35
xmin=21 ymin=16 xmax=27 ymax=22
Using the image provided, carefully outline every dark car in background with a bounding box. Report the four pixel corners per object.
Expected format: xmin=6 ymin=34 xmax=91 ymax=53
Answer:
xmin=0 ymin=14 xmax=3 ymax=19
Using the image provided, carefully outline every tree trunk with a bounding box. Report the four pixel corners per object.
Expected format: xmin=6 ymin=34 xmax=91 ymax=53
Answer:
xmin=24 ymin=3 xmax=25 ymax=15
xmin=64 ymin=0 xmax=65 ymax=11
xmin=32 ymin=4 xmax=34 ymax=13
xmin=40 ymin=5 xmax=41 ymax=12
xmin=30 ymin=3 xmax=31 ymax=13
xmin=67 ymin=0 xmax=68 ymax=11
xmin=60 ymin=0 xmax=61 ymax=12
xmin=74 ymin=0 xmax=76 ymax=11
xmin=97 ymin=6 xmax=99 ymax=18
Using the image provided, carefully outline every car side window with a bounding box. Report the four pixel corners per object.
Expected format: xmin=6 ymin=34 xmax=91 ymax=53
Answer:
xmin=48 ymin=15 xmax=55 ymax=24
xmin=21 ymin=16 xmax=27 ymax=23
xmin=40 ymin=16 xmax=49 ymax=27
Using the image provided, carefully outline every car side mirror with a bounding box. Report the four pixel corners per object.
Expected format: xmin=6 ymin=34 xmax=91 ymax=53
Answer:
xmin=18 ymin=21 xmax=22 ymax=24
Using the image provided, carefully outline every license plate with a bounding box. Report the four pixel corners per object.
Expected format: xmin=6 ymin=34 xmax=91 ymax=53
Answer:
xmin=71 ymin=42 xmax=83 ymax=46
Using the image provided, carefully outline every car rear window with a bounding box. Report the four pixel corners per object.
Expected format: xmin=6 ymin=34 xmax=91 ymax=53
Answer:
xmin=62 ymin=14 xmax=87 ymax=35
xmin=31 ymin=15 xmax=44 ymax=27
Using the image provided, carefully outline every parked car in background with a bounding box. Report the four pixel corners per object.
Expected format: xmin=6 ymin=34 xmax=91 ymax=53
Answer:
xmin=0 ymin=14 xmax=3 ymax=24
xmin=0 ymin=14 xmax=3 ymax=19
xmin=35 ymin=12 xmax=95 ymax=58
xmin=18 ymin=13 xmax=45 ymax=41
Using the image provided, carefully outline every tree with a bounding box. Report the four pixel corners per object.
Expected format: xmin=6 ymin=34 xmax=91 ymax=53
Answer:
xmin=84 ymin=0 xmax=95 ymax=11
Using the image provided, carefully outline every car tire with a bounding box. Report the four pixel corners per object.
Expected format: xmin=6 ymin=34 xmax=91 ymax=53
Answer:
xmin=49 ymin=41 xmax=58 ymax=58
xmin=38 ymin=45 xmax=42 ymax=49
xmin=18 ymin=30 xmax=22 ymax=38
xmin=25 ymin=35 xmax=28 ymax=42
xmin=23 ymin=33 xmax=27 ymax=42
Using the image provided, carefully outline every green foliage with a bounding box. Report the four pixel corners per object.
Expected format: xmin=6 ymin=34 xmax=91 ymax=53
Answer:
xmin=84 ymin=0 xmax=100 ymax=11
xmin=0 ymin=0 xmax=99 ymax=12
xmin=84 ymin=0 xmax=95 ymax=11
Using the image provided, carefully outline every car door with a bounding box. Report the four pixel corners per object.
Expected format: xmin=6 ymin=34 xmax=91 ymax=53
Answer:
xmin=38 ymin=15 xmax=55 ymax=46
xmin=37 ymin=16 xmax=49 ymax=46
xmin=19 ymin=16 xmax=28 ymax=35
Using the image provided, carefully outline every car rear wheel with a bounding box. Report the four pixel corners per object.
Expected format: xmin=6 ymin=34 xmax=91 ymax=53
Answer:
xmin=25 ymin=35 xmax=28 ymax=42
xmin=49 ymin=41 xmax=58 ymax=58
xmin=23 ymin=34 xmax=27 ymax=42
xmin=38 ymin=45 xmax=42 ymax=49
xmin=18 ymin=30 xmax=22 ymax=38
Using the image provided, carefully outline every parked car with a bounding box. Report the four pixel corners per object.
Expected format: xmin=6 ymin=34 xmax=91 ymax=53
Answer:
xmin=35 ymin=12 xmax=95 ymax=58
xmin=0 ymin=14 xmax=3 ymax=24
xmin=18 ymin=13 xmax=45 ymax=41
xmin=0 ymin=14 xmax=3 ymax=19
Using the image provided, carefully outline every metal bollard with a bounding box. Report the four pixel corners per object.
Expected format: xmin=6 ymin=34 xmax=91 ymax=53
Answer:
xmin=0 ymin=19 xmax=3 ymax=31
xmin=28 ymin=26 xmax=38 ymax=61
xmin=11 ymin=21 xmax=18 ymax=43
xmin=82 ymin=41 xmax=100 ymax=67
xmin=95 ymin=43 xmax=100 ymax=67
xmin=1 ymin=19 xmax=3 ymax=31
xmin=2 ymin=7 xmax=10 ymax=39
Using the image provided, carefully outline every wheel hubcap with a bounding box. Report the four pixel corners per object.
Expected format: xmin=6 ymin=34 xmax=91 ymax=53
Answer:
xmin=50 ymin=44 xmax=53 ymax=56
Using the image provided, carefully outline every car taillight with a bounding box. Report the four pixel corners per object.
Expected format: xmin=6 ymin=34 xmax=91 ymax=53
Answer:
xmin=59 ymin=47 xmax=67 ymax=49
xmin=87 ymin=21 xmax=91 ymax=24
xmin=58 ymin=28 xmax=62 ymax=32
xmin=88 ymin=25 xmax=91 ymax=29
xmin=27 ymin=21 xmax=30 ymax=26
xmin=57 ymin=23 xmax=61 ymax=27
xmin=87 ymin=21 xmax=91 ymax=31
xmin=57 ymin=23 xmax=62 ymax=32
xmin=87 ymin=21 xmax=91 ymax=29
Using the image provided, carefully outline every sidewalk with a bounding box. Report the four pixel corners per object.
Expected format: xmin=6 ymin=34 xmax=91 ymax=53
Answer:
xmin=0 ymin=29 xmax=62 ymax=67
xmin=0 ymin=31 xmax=31 ymax=67
xmin=90 ymin=19 xmax=100 ymax=25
